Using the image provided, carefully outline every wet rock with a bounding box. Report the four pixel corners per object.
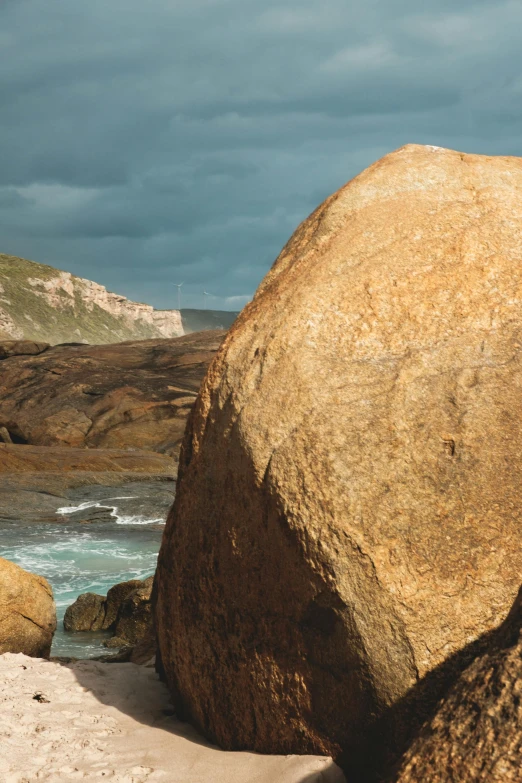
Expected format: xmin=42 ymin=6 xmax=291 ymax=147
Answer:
xmin=113 ymin=576 xmax=154 ymax=646
xmin=63 ymin=593 xmax=106 ymax=632
xmin=66 ymin=576 xmax=156 ymax=663
xmin=102 ymin=579 xmax=144 ymax=630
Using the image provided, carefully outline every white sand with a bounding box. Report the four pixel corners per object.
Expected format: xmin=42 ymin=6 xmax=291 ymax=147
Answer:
xmin=0 ymin=653 xmax=346 ymax=783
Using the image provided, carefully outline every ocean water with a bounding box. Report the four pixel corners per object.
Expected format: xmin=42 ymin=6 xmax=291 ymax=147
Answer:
xmin=0 ymin=481 xmax=174 ymax=658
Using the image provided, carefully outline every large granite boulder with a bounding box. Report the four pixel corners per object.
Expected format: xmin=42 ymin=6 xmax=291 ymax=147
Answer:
xmin=395 ymin=587 xmax=522 ymax=783
xmin=0 ymin=557 xmax=56 ymax=657
xmin=0 ymin=330 xmax=224 ymax=460
xmin=154 ymin=145 xmax=522 ymax=776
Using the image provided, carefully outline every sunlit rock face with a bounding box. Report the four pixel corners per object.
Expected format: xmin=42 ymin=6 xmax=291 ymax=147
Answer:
xmin=154 ymin=144 xmax=522 ymax=778
xmin=0 ymin=330 xmax=224 ymax=459
xmin=0 ymin=557 xmax=56 ymax=658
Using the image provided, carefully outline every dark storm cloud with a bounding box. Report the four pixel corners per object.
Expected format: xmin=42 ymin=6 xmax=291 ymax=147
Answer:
xmin=1 ymin=0 xmax=522 ymax=308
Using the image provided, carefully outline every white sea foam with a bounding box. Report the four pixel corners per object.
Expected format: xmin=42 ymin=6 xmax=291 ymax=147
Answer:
xmin=57 ymin=500 xmax=165 ymax=526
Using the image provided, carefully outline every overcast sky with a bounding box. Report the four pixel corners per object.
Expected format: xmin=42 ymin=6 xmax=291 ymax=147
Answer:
xmin=1 ymin=0 xmax=521 ymax=310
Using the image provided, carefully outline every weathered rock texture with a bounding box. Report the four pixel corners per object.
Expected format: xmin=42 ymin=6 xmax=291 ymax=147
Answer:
xmin=0 ymin=340 xmax=49 ymax=359
xmin=63 ymin=593 xmax=106 ymax=632
xmin=112 ymin=576 xmax=154 ymax=646
xmin=102 ymin=579 xmax=145 ymax=630
xmin=154 ymin=145 xmax=522 ymax=777
xmin=0 ymin=444 xmax=173 ymax=475
xmin=0 ymin=253 xmax=183 ymax=344
xmin=0 ymin=557 xmax=56 ymax=657
xmin=394 ymin=587 xmax=522 ymax=783
xmin=65 ymin=577 xmax=154 ymax=658
xmin=0 ymin=330 xmax=225 ymax=457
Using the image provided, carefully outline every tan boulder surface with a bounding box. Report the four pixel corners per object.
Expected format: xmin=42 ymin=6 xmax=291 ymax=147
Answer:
xmin=0 ymin=557 xmax=56 ymax=657
xmin=0 ymin=340 xmax=50 ymax=359
xmin=154 ymin=144 xmax=522 ymax=778
xmin=0 ymin=330 xmax=224 ymax=458
xmin=395 ymin=587 xmax=522 ymax=783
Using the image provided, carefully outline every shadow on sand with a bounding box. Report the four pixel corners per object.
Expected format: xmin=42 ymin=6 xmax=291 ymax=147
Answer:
xmin=65 ymin=587 xmax=521 ymax=783
xmin=66 ymin=655 xmax=346 ymax=783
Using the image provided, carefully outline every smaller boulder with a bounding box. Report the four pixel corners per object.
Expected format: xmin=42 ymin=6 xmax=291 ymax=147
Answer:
xmin=113 ymin=576 xmax=154 ymax=646
xmin=63 ymin=592 xmax=106 ymax=632
xmin=0 ymin=557 xmax=56 ymax=658
xmin=64 ymin=575 xmax=156 ymax=662
xmin=0 ymin=340 xmax=49 ymax=359
xmin=102 ymin=579 xmax=143 ymax=630
xmin=395 ymin=587 xmax=522 ymax=783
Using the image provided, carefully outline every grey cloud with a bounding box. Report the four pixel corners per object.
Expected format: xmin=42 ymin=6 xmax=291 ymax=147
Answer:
xmin=1 ymin=0 xmax=522 ymax=309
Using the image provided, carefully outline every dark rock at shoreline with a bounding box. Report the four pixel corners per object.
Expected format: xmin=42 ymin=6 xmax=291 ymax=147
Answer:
xmin=102 ymin=579 xmax=144 ymax=630
xmin=0 ymin=557 xmax=57 ymax=658
xmin=0 ymin=330 xmax=224 ymax=460
xmin=112 ymin=576 xmax=154 ymax=646
xmin=0 ymin=444 xmax=175 ymax=524
xmin=64 ymin=592 xmax=106 ymax=632
xmin=65 ymin=575 xmax=155 ymax=662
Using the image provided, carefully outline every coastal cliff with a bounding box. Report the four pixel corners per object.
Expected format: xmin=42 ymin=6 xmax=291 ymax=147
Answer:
xmin=0 ymin=253 xmax=184 ymax=344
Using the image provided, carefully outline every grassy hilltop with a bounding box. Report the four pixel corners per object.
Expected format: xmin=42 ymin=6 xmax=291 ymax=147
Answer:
xmin=0 ymin=253 xmax=183 ymax=345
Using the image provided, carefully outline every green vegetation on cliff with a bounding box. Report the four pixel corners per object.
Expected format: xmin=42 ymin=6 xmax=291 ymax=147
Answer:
xmin=0 ymin=253 xmax=183 ymax=345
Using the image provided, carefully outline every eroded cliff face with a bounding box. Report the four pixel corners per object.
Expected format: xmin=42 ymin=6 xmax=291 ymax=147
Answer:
xmin=0 ymin=253 xmax=183 ymax=344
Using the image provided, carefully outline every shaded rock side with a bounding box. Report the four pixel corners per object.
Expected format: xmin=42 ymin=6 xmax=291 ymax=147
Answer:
xmin=102 ymin=579 xmax=145 ymax=630
xmin=0 ymin=557 xmax=57 ymax=657
xmin=394 ymin=587 xmax=522 ymax=783
xmin=0 ymin=252 xmax=183 ymax=345
xmin=112 ymin=576 xmax=154 ymax=646
xmin=63 ymin=593 xmax=106 ymax=632
xmin=0 ymin=330 xmax=225 ymax=458
xmin=65 ymin=577 xmax=155 ymax=660
xmin=154 ymin=145 xmax=522 ymax=775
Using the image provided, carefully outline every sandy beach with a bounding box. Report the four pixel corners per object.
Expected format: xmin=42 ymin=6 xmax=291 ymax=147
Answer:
xmin=0 ymin=653 xmax=346 ymax=783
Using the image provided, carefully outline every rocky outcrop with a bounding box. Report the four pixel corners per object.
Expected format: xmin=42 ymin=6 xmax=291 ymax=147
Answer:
xmin=154 ymin=145 xmax=522 ymax=778
xmin=111 ymin=576 xmax=154 ymax=646
xmin=0 ymin=253 xmax=183 ymax=344
xmin=0 ymin=444 xmax=175 ymax=525
xmin=0 ymin=340 xmax=49 ymax=359
xmin=0 ymin=557 xmax=56 ymax=657
xmin=102 ymin=579 xmax=145 ymax=630
xmin=0 ymin=330 xmax=225 ymax=458
xmin=65 ymin=576 xmax=154 ymax=659
xmin=0 ymin=444 xmax=174 ymax=475
xmin=63 ymin=593 xmax=106 ymax=632
xmin=395 ymin=587 xmax=522 ymax=783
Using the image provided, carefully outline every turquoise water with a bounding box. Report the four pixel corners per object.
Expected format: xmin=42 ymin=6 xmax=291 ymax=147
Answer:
xmin=0 ymin=482 xmax=173 ymax=657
